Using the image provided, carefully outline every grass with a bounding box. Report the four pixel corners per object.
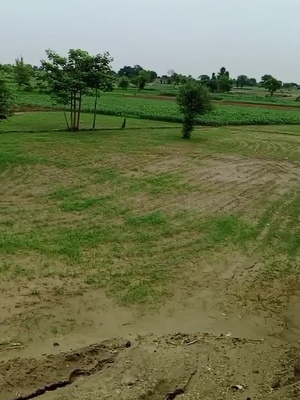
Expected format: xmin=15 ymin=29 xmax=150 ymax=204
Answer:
xmin=0 ymin=112 xmax=299 ymax=305
xmin=0 ymin=111 xmax=178 ymax=132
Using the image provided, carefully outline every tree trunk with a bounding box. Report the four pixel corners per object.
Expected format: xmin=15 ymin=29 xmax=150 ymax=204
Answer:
xmin=92 ymin=88 xmax=99 ymax=131
xmin=182 ymin=115 xmax=194 ymax=139
xmin=76 ymin=92 xmax=82 ymax=131
xmin=72 ymin=91 xmax=77 ymax=131
xmin=70 ymin=92 xmax=73 ymax=131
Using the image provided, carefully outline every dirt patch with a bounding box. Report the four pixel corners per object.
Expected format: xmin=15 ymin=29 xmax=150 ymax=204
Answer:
xmin=125 ymin=154 xmax=300 ymax=214
xmin=0 ymin=338 xmax=129 ymax=400
xmin=2 ymin=334 xmax=298 ymax=400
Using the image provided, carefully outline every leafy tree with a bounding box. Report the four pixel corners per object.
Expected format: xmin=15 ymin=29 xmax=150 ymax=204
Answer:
xmin=41 ymin=49 xmax=114 ymax=131
xmin=236 ymin=75 xmax=248 ymax=88
xmin=260 ymin=74 xmax=273 ymax=86
xmin=282 ymin=82 xmax=297 ymax=91
xmin=248 ymin=78 xmax=257 ymax=87
xmin=201 ymin=69 xmax=232 ymax=93
xmin=206 ymin=73 xmax=218 ymax=92
xmin=118 ymin=76 xmax=130 ymax=90
xmin=180 ymin=75 xmax=188 ymax=85
xmin=85 ymin=53 xmax=114 ymax=130
xmin=218 ymin=67 xmax=228 ymax=78
xmin=177 ymin=83 xmax=212 ymax=139
xmin=217 ymin=67 xmax=232 ymax=92
xmin=170 ymin=72 xmax=181 ymax=85
xmin=132 ymin=70 xmax=150 ymax=91
xmin=118 ymin=65 xmax=143 ymax=78
xmin=218 ymin=75 xmax=232 ymax=92
xmin=149 ymin=70 xmax=158 ymax=82
xmin=14 ymin=57 xmax=32 ymax=90
xmin=0 ymin=79 xmax=14 ymax=120
xmin=264 ymin=77 xmax=282 ymax=96
xmin=198 ymin=75 xmax=210 ymax=84
xmin=160 ymin=74 xmax=171 ymax=84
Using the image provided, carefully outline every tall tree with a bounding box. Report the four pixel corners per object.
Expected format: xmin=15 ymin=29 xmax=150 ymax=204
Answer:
xmin=41 ymin=49 xmax=114 ymax=131
xmin=177 ymin=83 xmax=212 ymax=139
xmin=14 ymin=57 xmax=32 ymax=90
xmin=217 ymin=67 xmax=232 ymax=92
xmin=264 ymin=77 xmax=282 ymax=96
xmin=248 ymin=78 xmax=257 ymax=87
xmin=260 ymin=74 xmax=273 ymax=86
xmin=149 ymin=71 xmax=158 ymax=82
xmin=132 ymin=70 xmax=150 ymax=91
xmin=207 ymin=73 xmax=218 ymax=92
xmin=198 ymin=75 xmax=210 ymax=84
xmin=85 ymin=53 xmax=114 ymax=130
xmin=118 ymin=65 xmax=143 ymax=78
xmin=236 ymin=75 xmax=248 ymax=88
xmin=0 ymin=79 xmax=14 ymax=120
xmin=118 ymin=76 xmax=130 ymax=90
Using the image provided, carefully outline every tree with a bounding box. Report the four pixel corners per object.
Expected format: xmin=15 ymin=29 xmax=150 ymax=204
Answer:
xmin=218 ymin=75 xmax=232 ymax=92
xmin=14 ymin=57 xmax=33 ymax=90
xmin=264 ymin=77 xmax=282 ymax=96
xmin=248 ymin=78 xmax=257 ymax=87
xmin=41 ymin=49 xmax=114 ymax=131
xmin=177 ymin=83 xmax=212 ymax=139
xmin=85 ymin=53 xmax=115 ymax=131
xmin=0 ymin=79 xmax=14 ymax=120
xmin=260 ymin=74 xmax=273 ymax=86
xmin=118 ymin=76 xmax=130 ymax=90
xmin=282 ymin=82 xmax=297 ymax=91
xmin=149 ymin=70 xmax=158 ymax=82
xmin=168 ymin=70 xmax=184 ymax=85
xmin=217 ymin=67 xmax=232 ymax=92
xmin=206 ymin=73 xmax=218 ymax=92
xmin=198 ymin=75 xmax=210 ymax=84
xmin=132 ymin=70 xmax=150 ymax=91
xmin=236 ymin=75 xmax=248 ymax=89
xmin=118 ymin=65 xmax=142 ymax=78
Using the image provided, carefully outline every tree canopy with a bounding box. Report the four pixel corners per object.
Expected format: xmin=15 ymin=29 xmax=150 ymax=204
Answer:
xmin=177 ymin=83 xmax=212 ymax=139
xmin=40 ymin=49 xmax=114 ymax=131
xmin=264 ymin=77 xmax=282 ymax=96
xmin=0 ymin=78 xmax=14 ymax=120
xmin=14 ymin=57 xmax=33 ymax=90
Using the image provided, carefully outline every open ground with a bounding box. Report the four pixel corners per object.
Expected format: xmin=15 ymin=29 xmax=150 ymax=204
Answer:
xmin=0 ymin=112 xmax=300 ymax=399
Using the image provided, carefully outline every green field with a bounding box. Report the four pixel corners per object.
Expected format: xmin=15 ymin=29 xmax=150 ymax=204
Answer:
xmin=13 ymin=89 xmax=300 ymax=126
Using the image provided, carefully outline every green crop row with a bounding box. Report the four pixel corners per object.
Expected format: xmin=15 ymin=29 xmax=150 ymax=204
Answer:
xmin=15 ymin=91 xmax=300 ymax=126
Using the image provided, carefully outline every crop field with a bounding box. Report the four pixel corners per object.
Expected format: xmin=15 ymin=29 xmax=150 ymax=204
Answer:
xmin=15 ymin=89 xmax=300 ymax=126
xmin=0 ymin=112 xmax=300 ymax=399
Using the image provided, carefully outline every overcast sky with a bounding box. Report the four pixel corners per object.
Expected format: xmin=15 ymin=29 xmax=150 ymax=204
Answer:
xmin=1 ymin=0 xmax=299 ymax=81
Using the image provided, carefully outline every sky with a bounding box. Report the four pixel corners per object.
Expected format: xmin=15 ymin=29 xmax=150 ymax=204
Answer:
xmin=1 ymin=0 xmax=299 ymax=82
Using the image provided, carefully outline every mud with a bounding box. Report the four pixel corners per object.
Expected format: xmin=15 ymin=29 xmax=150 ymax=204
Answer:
xmin=1 ymin=334 xmax=299 ymax=400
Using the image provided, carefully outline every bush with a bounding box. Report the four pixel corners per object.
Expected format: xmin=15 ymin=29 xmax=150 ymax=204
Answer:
xmin=0 ymin=79 xmax=14 ymax=120
xmin=177 ymin=83 xmax=212 ymax=139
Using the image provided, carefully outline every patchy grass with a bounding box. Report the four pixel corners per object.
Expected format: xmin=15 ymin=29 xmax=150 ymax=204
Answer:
xmin=0 ymin=114 xmax=299 ymax=304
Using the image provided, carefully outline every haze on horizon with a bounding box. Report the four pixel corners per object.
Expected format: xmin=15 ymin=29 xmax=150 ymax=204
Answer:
xmin=1 ymin=0 xmax=299 ymax=82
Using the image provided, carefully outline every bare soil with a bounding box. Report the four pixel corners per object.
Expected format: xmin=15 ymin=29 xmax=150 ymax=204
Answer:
xmin=1 ymin=334 xmax=300 ymax=400
xmin=1 ymin=130 xmax=300 ymax=399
